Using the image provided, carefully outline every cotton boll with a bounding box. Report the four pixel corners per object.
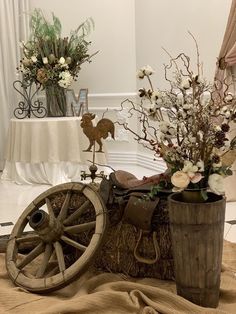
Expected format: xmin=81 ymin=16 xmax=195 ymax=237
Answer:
xmin=31 ymin=56 xmax=37 ymax=63
xmin=137 ymin=69 xmax=145 ymax=79
xmin=196 ymin=160 xmax=204 ymax=171
xmin=59 ymin=57 xmax=66 ymax=65
xmin=43 ymin=57 xmax=48 ymax=64
xmin=181 ymin=78 xmax=191 ymax=89
xmin=142 ymin=65 xmax=154 ymax=76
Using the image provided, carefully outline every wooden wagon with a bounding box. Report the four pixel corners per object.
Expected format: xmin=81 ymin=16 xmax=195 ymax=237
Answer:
xmin=5 ymin=170 xmax=174 ymax=293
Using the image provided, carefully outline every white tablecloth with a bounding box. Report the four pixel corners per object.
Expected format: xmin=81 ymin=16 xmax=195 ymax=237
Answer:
xmin=2 ymin=117 xmax=108 ymax=185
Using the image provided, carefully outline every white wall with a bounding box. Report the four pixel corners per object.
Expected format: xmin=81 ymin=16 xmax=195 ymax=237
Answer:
xmin=135 ymin=0 xmax=231 ymax=90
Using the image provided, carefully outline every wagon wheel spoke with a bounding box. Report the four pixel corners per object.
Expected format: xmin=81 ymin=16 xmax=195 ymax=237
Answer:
xmin=53 ymin=241 xmax=66 ymax=272
xmin=61 ymin=235 xmax=87 ymax=252
xmin=57 ymin=191 xmax=71 ymax=221
xmin=63 ymin=200 xmax=91 ymax=226
xmin=64 ymin=221 xmax=96 ymax=234
xmin=16 ymin=242 xmax=44 ymax=270
xmin=36 ymin=244 xmax=53 ymax=278
xmin=16 ymin=233 xmax=40 ymax=244
xmin=45 ymin=197 xmax=55 ymax=220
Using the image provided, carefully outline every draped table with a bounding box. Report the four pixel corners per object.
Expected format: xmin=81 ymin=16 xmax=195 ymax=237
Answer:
xmin=1 ymin=117 xmax=108 ymax=185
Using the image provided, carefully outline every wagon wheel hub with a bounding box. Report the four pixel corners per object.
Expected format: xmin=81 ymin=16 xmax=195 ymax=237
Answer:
xmin=29 ymin=210 xmax=63 ymax=243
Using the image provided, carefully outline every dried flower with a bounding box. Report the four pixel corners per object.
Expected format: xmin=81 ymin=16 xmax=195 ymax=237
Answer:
xmin=42 ymin=57 xmax=48 ymax=64
xmin=17 ymin=9 xmax=97 ymax=89
xmin=36 ymin=68 xmax=48 ymax=84
xmin=118 ymin=43 xmax=236 ymax=196
xmin=31 ymin=56 xmax=37 ymax=63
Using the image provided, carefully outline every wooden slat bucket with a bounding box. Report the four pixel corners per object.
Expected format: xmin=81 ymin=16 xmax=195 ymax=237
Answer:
xmin=168 ymin=192 xmax=226 ymax=308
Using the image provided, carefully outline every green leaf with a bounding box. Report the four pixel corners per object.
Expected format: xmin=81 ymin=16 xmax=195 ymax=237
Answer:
xmin=200 ymin=189 xmax=208 ymax=201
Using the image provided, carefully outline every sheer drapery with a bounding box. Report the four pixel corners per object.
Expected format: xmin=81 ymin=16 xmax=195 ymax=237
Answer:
xmin=215 ymin=0 xmax=236 ymax=201
xmin=0 ymin=0 xmax=30 ymax=170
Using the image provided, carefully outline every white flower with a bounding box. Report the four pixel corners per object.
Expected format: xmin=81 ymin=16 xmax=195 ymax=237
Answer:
xmin=225 ymin=111 xmax=231 ymax=119
xmin=225 ymin=93 xmax=233 ymax=102
xmin=214 ymin=125 xmax=222 ymax=131
xmin=181 ymin=78 xmax=191 ymax=89
xmin=137 ymin=69 xmax=145 ymax=79
xmin=182 ymin=161 xmax=193 ymax=172
xmin=151 ymin=90 xmax=160 ymax=101
xmin=144 ymin=104 xmax=158 ymax=119
xmin=159 ymin=121 xmax=169 ymax=133
xmin=31 ymin=56 xmax=37 ymax=63
xmin=182 ymin=161 xmax=198 ymax=174
xmin=196 ymin=160 xmax=204 ymax=172
xmin=58 ymin=71 xmax=73 ymax=88
xmin=169 ymin=127 xmax=176 ymax=135
xmin=212 ymin=161 xmax=222 ymax=169
xmin=59 ymin=57 xmax=66 ymax=65
xmin=137 ymin=65 xmax=154 ymax=79
xmin=171 ymin=171 xmax=190 ymax=189
xmin=43 ymin=57 xmax=48 ymax=64
xmin=142 ymin=65 xmax=154 ymax=76
xmin=183 ymin=103 xmax=191 ymax=110
xmin=188 ymin=136 xmax=196 ymax=143
xmin=208 ymin=173 xmax=225 ymax=195
xmin=22 ymin=58 xmax=31 ymax=67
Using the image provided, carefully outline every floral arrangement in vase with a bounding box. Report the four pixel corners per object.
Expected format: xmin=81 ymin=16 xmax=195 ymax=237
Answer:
xmin=18 ymin=9 xmax=97 ymax=116
xmin=118 ymin=36 xmax=236 ymax=199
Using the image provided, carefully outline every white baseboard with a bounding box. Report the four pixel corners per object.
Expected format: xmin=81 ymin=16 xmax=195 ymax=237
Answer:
xmin=107 ymin=151 xmax=166 ymax=173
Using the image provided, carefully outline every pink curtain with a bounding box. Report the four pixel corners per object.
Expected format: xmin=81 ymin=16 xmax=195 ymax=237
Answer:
xmin=216 ymin=0 xmax=236 ymax=78
xmin=215 ymin=0 xmax=236 ymax=201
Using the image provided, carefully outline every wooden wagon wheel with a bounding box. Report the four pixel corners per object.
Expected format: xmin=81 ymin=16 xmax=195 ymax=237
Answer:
xmin=5 ymin=182 xmax=107 ymax=293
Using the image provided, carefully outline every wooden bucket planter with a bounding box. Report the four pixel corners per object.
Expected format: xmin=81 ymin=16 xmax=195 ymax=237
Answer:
xmin=168 ymin=192 xmax=226 ymax=308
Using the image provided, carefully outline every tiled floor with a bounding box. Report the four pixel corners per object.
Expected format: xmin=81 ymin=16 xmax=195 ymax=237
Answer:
xmin=0 ymin=166 xmax=235 ymax=242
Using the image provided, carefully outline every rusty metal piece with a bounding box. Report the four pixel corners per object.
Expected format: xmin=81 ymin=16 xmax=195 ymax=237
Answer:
xmin=81 ymin=112 xmax=115 ymax=152
xmin=123 ymin=193 xmax=159 ymax=231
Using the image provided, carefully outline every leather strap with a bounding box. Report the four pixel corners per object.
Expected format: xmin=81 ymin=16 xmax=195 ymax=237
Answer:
xmin=134 ymin=230 xmax=160 ymax=265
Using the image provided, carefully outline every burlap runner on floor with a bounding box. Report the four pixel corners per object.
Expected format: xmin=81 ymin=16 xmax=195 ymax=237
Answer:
xmin=0 ymin=240 xmax=235 ymax=314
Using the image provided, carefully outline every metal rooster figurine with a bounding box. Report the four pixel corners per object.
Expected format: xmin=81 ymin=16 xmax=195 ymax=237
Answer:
xmin=80 ymin=112 xmax=115 ymax=152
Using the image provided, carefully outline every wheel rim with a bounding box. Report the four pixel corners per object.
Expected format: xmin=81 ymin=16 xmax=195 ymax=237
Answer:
xmin=6 ymin=182 xmax=107 ymax=293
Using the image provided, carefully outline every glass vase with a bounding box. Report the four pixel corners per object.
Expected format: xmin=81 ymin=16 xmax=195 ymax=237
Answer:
xmin=45 ymin=84 xmax=67 ymax=117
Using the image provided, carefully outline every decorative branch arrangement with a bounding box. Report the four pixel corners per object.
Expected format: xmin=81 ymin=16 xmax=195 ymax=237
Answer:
xmin=17 ymin=9 xmax=97 ymax=89
xmin=116 ymin=38 xmax=236 ymax=196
